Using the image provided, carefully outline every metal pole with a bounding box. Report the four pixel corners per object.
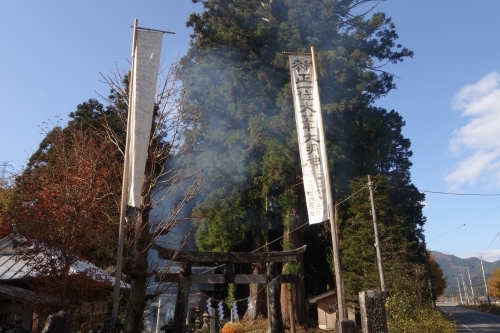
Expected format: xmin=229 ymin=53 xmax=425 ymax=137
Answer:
xmin=367 ymin=175 xmax=386 ymax=292
xmin=112 ymin=18 xmax=138 ymax=318
xmin=480 ymin=254 xmax=491 ymax=305
xmin=311 ymin=46 xmax=346 ymax=322
xmin=456 ymin=278 xmax=463 ymax=304
xmin=467 ymin=267 xmax=476 ymax=305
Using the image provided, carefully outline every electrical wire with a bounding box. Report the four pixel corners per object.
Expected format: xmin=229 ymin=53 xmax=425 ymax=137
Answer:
xmin=418 ymin=190 xmax=500 ymax=196
xmin=251 ymin=185 xmax=369 ymax=253
xmin=481 ymin=233 xmax=500 ymax=256
xmin=427 ymin=204 xmax=500 ymax=243
xmin=380 ymin=184 xmax=500 ymax=196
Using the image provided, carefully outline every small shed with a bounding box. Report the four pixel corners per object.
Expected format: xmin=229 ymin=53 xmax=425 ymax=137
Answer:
xmin=308 ymin=291 xmax=360 ymax=330
xmin=308 ymin=290 xmax=337 ymax=330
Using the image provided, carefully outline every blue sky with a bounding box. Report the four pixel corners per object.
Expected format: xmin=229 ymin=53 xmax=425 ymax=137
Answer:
xmin=2 ymin=1 xmax=500 ymax=261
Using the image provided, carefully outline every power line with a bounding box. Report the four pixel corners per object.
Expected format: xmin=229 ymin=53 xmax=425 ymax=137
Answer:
xmin=481 ymin=233 xmax=500 ymax=256
xmin=251 ymin=185 xmax=369 ymax=253
xmin=418 ymin=190 xmax=500 ymax=196
xmin=481 ymin=234 xmax=500 ymax=258
xmin=427 ymin=204 xmax=500 ymax=243
xmin=386 ymin=185 xmax=500 ymax=196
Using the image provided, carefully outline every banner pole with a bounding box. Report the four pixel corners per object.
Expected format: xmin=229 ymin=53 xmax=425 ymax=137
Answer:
xmin=112 ymin=18 xmax=138 ymax=318
xmin=311 ymin=46 xmax=347 ymax=321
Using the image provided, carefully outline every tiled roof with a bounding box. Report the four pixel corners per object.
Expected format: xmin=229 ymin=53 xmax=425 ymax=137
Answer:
xmin=0 ymin=235 xmax=127 ymax=288
xmin=0 ymin=253 xmax=31 ymax=280
xmin=0 ymin=283 xmax=58 ymax=304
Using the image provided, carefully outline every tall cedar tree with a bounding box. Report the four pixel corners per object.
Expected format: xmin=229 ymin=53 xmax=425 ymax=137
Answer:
xmin=340 ymin=174 xmax=426 ymax=296
xmin=179 ymin=0 xmax=421 ymax=325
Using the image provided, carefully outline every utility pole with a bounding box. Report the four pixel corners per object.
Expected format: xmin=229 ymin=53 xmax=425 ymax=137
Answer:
xmin=467 ymin=267 xmax=476 ymax=305
xmin=480 ymin=254 xmax=491 ymax=305
xmin=367 ymin=175 xmax=386 ymax=292
xmin=456 ymin=278 xmax=463 ymax=304
xmin=460 ymin=274 xmax=470 ymax=304
xmin=421 ymin=236 xmax=435 ymax=308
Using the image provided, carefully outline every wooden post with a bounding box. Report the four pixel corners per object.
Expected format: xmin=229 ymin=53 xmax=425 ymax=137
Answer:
xmin=173 ymin=262 xmax=192 ymax=332
xmin=367 ymin=175 xmax=386 ymax=292
xmin=422 ymin=237 xmax=435 ymax=308
xmin=310 ymin=47 xmax=349 ymax=328
xmin=268 ymin=262 xmax=284 ymax=333
xmin=112 ymin=18 xmax=138 ymax=318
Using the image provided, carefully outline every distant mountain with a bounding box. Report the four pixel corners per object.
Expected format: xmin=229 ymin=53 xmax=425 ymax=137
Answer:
xmin=432 ymin=251 xmax=500 ymax=298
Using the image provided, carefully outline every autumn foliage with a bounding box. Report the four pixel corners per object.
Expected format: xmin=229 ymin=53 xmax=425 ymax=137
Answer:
xmin=0 ymin=184 xmax=13 ymax=238
xmin=10 ymin=126 xmax=122 ymax=307
xmin=221 ymin=322 xmax=245 ymax=333
xmin=488 ymin=268 xmax=500 ymax=299
xmin=428 ymin=252 xmax=447 ymax=300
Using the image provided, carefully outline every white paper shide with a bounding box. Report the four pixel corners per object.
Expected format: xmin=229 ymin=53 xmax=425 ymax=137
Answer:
xmin=127 ymin=31 xmax=163 ymax=207
xmin=288 ymin=55 xmax=328 ymax=224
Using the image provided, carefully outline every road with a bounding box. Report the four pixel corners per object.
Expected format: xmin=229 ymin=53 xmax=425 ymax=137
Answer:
xmin=439 ymin=304 xmax=500 ymax=332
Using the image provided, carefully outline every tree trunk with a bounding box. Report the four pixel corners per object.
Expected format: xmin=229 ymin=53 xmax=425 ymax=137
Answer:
xmin=294 ymin=185 xmax=306 ymax=325
xmin=280 ymin=185 xmax=306 ymax=326
xmin=280 ymin=280 xmax=291 ymax=326
xmin=250 ymin=226 xmax=267 ymax=319
xmin=268 ymin=262 xmax=284 ymax=333
xmin=125 ymin=207 xmax=153 ymax=333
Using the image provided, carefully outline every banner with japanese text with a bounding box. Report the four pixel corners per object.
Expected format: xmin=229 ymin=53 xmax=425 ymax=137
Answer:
xmin=127 ymin=30 xmax=163 ymax=207
xmin=288 ymin=54 xmax=329 ymax=224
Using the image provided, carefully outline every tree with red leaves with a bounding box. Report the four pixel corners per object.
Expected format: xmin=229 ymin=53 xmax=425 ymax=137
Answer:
xmin=11 ymin=126 xmax=122 ymax=309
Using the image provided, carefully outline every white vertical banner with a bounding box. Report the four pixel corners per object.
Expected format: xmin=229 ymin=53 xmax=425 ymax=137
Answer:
xmin=127 ymin=30 xmax=163 ymax=207
xmin=288 ymin=54 xmax=329 ymax=224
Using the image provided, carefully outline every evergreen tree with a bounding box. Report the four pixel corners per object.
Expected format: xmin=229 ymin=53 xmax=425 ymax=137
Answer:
xmin=180 ymin=0 xmax=416 ymax=324
xmin=339 ymin=174 xmax=425 ymax=296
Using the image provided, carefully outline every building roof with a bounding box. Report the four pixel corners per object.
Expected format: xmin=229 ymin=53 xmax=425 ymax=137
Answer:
xmin=308 ymin=290 xmax=359 ymax=304
xmin=308 ymin=290 xmax=336 ymax=304
xmin=0 ymin=234 xmax=126 ymax=287
xmin=0 ymin=282 xmax=58 ymax=304
xmin=0 ymin=253 xmax=31 ymax=280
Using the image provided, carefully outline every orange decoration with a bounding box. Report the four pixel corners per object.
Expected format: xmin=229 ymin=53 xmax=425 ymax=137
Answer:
xmin=221 ymin=322 xmax=244 ymax=333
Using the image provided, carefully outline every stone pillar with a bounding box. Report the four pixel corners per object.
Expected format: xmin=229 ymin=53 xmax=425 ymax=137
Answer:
xmin=41 ymin=311 xmax=67 ymax=333
xmin=173 ymin=262 xmax=192 ymax=333
xmin=210 ymin=307 xmax=216 ymax=333
xmin=359 ymin=290 xmax=388 ymax=333
xmin=336 ymin=319 xmax=357 ymax=333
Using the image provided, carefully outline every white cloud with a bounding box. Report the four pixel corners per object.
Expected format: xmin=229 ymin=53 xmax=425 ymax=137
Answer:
xmin=445 ymin=72 xmax=500 ymax=190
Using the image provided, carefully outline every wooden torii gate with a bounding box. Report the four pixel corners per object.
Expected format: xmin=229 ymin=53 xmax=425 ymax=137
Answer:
xmin=152 ymin=244 xmax=306 ymax=333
